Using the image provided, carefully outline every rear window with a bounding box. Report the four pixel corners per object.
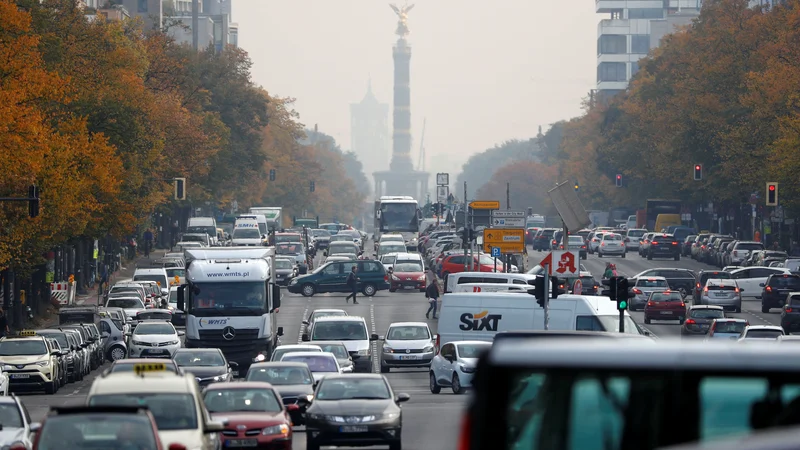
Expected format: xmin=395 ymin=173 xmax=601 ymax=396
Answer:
xmin=690 ymin=309 xmax=725 ymax=319
xmin=768 ymin=276 xmax=800 ymax=289
xmin=701 ymin=272 xmax=732 ymax=283
xmin=605 ymin=235 xmax=622 ymax=241
xmin=540 ymin=230 xmax=555 ymax=237
xmin=708 ymin=284 xmax=737 ymax=291
xmin=791 ymin=296 xmax=800 ymax=307
xmin=745 ymin=329 xmax=783 ymax=339
xmin=736 ymin=243 xmax=765 ymax=251
xmin=627 ymin=230 xmax=645 ymax=238
xmin=713 ymin=321 xmax=746 ymax=334
xmin=651 ymin=235 xmax=675 ymax=241
xmin=650 ymin=292 xmax=683 ymax=302
xmin=636 ymin=279 xmax=668 ymax=288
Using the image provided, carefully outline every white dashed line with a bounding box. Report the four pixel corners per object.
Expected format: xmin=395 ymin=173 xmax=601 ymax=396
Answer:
xmin=370 ymin=303 xmax=379 ymax=373
xmin=297 ymin=303 xmax=309 ymax=344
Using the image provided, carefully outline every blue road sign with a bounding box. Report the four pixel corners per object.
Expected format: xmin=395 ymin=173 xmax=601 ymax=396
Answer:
xmin=491 ymin=247 xmax=501 ymax=257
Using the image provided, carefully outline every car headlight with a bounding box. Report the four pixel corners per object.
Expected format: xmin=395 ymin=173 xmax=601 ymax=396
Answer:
xmin=459 ymin=364 xmax=476 ymax=374
xmin=306 ymin=413 xmax=326 ymax=421
xmin=212 ymin=374 xmax=229 ymax=382
xmin=290 ymin=279 xmax=298 ymax=285
xmin=423 ymin=345 xmax=434 ymax=353
xmin=417 ymin=275 xmax=426 ymax=281
xmin=253 ymin=353 xmax=267 ymax=362
xmin=391 ymin=275 xmax=400 ymax=281
xmin=131 ymin=340 xmax=147 ymax=346
xmin=262 ymin=424 xmax=290 ymax=436
xmin=2 ymin=365 xmax=13 ymax=371
xmin=357 ymin=349 xmax=369 ymax=356
xmin=382 ymin=345 xmax=393 ymax=353
xmin=164 ymin=340 xmax=179 ymax=346
xmin=35 ymin=360 xmax=50 ymax=367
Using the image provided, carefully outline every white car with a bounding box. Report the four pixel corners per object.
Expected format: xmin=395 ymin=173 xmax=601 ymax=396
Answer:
xmin=738 ymin=325 xmax=785 ymax=342
xmin=597 ymin=233 xmax=626 ymax=257
xmin=0 ymin=395 xmax=34 ymax=448
xmin=127 ymin=321 xmax=183 ymax=358
xmin=105 ymin=296 xmax=146 ymax=321
xmin=430 ymin=340 xmax=491 ymax=395
xmin=380 ymin=322 xmax=435 ymax=372
xmin=280 ymin=351 xmax=342 ymax=382
xmin=267 ymin=344 xmax=322 ymax=362
xmin=729 ymin=266 xmax=790 ymax=299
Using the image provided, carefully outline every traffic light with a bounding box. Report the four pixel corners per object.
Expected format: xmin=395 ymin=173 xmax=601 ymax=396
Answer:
xmin=269 ymin=169 xmax=276 ymax=181
xmin=28 ymin=185 xmax=39 ymax=218
xmin=531 ymin=276 xmax=546 ymax=308
xmin=551 ymin=276 xmax=559 ymax=300
xmin=766 ymin=182 xmax=778 ymax=206
xmin=693 ymin=164 xmax=703 ymax=181
xmin=310 ymin=181 xmax=316 ymax=192
xmin=615 ymin=174 xmax=622 ymax=188
xmin=174 ymin=178 xmax=186 ymax=201
xmin=574 ymin=182 xmax=579 ymax=191
xmin=601 ymin=277 xmax=617 ymax=299
xmin=616 ymin=277 xmax=632 ymax=311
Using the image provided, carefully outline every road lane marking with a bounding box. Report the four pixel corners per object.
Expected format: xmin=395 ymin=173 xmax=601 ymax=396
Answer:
xmin=370 ymin=303 xmax=379 ymax=373
xmin=297 ymin=304 xmax=309 ymax=344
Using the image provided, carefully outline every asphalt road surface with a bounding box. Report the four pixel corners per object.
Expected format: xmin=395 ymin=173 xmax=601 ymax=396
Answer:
xmin=18 ymin=243 xmax=781 ymax=450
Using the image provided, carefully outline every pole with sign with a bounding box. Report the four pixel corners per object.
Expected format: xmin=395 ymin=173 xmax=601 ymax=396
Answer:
xmin=491 ymin=246 xmax=500 ymax=272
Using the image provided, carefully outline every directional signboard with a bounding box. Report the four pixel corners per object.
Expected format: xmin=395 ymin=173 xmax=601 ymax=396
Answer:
xmin=482 ymin=228 xmax=525 ymax=253
xmin=492 ymin=210 xmax=526 ymax=228
xmin=437 ymin=186 xmax=449 ymax=202
xmin=470 ymin=201 xmax=500 ymax=210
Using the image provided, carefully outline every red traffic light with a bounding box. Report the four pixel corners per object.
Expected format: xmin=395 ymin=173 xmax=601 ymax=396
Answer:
xmin=616 ymin=175 xmax=621 ymax=180
xmin=695 ymin=165 xmax=701 ymax=170
xmin=770 ymin=185 xmax=776 ymax=191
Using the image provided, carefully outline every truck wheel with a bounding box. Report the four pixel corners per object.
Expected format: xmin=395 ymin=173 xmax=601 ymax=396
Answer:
xmin=301 ymin=284 xmax=316 ymax=297
xmin=362 ymin=284 xmax=377 ymax=296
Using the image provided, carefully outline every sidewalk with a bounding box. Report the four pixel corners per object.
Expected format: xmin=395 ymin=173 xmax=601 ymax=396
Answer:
xmin=28 ymin=250 xmax=166 ymax=329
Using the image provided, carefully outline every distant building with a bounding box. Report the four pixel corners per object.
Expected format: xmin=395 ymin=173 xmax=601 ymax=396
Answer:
xmin=166 ymin=0 xmax=238 ymax=51
xmin=350 ymin=81 xmax=390 ymax=186
xmin=121 ymin=0 xmax=163 ymax=30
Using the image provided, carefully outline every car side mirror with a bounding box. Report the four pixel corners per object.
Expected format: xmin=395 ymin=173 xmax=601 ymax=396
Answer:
xmin=228 ymin=361 xmax=239 ymax=368
xmin=277 ymin=326 xmax=284 ymax=336
xmin=302 ymin=320 xmax=309 ymax=325
xmin=177 ymin=331 xmax=185 ymax=336
xmin=50 ymin=350 xmax=59 ymax=356
xmin=323 ymin=251 xmax=328 ymax=257
xmin=395 ymin=393 xmax=411 ymax=403
xmin=301 ymin=334 xmax=310 ymax=342
xmin=739 ymin=288 xmax=745 ymax=292
xmin=71 ymin=345 xmax=77 ymax=351
xmin=370 ymin=334 xmax=379 ymax=341
xmin=204 ymin=421 xmax=225 ymax=433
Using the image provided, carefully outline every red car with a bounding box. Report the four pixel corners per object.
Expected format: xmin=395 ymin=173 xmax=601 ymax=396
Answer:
xmin=389 ymin=262 xmax=426 ymax=292
xmin=203 ymin=382 xmax=294 ymax=449
xmin=643 ymin=290 xmax=686 ymax=324
xmin=440 ymin=254 xmax=505 ymax=277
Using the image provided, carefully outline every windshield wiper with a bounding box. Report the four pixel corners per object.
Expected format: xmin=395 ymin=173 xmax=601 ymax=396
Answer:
xmin=346 ymin=396 xmax=389 ymax=400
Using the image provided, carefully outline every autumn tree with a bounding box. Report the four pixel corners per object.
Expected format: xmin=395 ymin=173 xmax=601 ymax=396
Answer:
xmin=475 ymin=161 xmax=558 ymax=214
xmin=457 ymin=139 xmax=543 ymax=198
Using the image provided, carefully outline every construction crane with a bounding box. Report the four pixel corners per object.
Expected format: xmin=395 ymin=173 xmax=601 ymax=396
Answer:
xmin=416 ymin=118 xmax=426 ymax=171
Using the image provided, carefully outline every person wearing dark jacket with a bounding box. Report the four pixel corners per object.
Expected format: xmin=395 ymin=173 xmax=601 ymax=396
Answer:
xmin=425 ymin=268 xmax=440 ymax=319
xmin=345 ymin=266 xmax=360 ymax=304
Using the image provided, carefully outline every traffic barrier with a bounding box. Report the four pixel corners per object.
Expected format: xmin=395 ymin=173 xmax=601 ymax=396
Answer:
xmin=50 ymin=281 xmax=77 ymax=306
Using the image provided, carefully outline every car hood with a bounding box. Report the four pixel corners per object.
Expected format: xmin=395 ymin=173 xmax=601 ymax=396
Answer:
xmin=210 ymin=411 xmax=286 ymax=425
xmin=333 ymin=340 xmax=369 ymax=353
xmin=0 ymin=427 xmax=26 ymax=444
xmin=459 ymin=357 xmax=479 ymax=368
xmin=131 ymin=334 xmax=177 ymax=344
xmin=275 ymin=268 xmax=294 ymax=275
xmin=384 ymin=339 xmax=433 ymax=351
xmin=272 ymin=384 xmax=314 ymax=397
xmin=159 ymin=430 xmax=204 ymax=450
xmin=310 ymin=399 xmax=393 ymax=416
xmin=123 ymin=308 xmax=146 ymax=318
xmin=180 ymin=366 xmax=227 ymax=378
xmin=0 ymin=355 xmax=47 ymax=366
xmin=232 ymin=238 xmax=263 ymax=244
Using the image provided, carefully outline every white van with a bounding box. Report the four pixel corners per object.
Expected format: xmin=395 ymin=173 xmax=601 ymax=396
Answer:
xmin=444 ymin=272 xmax=537 ymax=294
xmin=231 ymin=219 xmax=263 ymax=246
xmin=436 ymin=293 xmax=643 ymax=347
xmin=236 ymin=214 xmax=268 ymax=236
xmin=186 ymin=217 xmax=218 ymax=246
xmin=453 ymin=283 xmax=528 ymax=293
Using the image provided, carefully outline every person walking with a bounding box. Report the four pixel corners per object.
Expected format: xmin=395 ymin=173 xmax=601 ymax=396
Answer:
xmin=345 ymin=266 xmax=360 ymax=304
xmin=0 ymin=309 xmax=9 ymax=338
xmin=603 ymin=263 xmax=614 ymax=280
xmin=143 ymin=228 xmax=153 ymax=258
xmin=425 ymin=268 xmax=439 ymax=319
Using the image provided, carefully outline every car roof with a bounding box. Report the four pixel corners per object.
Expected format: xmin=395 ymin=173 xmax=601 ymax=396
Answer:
xmin=706 ymin=278 xmax=737 ymax=285
xmin=91 ymin=372 xmax=196 ymax=394
xmin=249 ymin=362 xmax=310 ymax=370
xmin=275 ymin=344 xmax=322 ymax=349
xmin=204 ymin=381 xmax=275 ymax=391
xmin=388 ymin=322 xmax=429 ymax=328
xmin=746 ymin=325 xmax=783 ymax=331
xmin=113 ymin=358 xmax=178 ymax=365
xmin=174 ymin=348 xmax=222 ymax=354
xmin=281 ymin=351 xmax=336 ymax=358
xmin=488 ymin=339 xmax=800 ymax=371
xmin=311 ymin=309 xmax=347 ymax=315
xmin=313 ymin=316 xmax=365 ymax=323
xmin=689 ymin=305 xmax=724 ymax=310
xmin=637 ymin=276 xmax=667 ymax=280
xmin=306 ymin=340 xmax=347 ymax=346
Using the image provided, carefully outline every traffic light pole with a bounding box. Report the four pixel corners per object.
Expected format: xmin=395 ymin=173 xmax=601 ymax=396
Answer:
xmin=543 ymin=264 xmax=550 ymax=331
xmin=619 ymin=307 xmax=625 ymax=333
xmin=463 ymin=182 xmax=469 ymax=272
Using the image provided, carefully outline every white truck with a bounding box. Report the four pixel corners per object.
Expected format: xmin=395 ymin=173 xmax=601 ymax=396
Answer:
xmin=249 ymin=207 xmax=283 ymax=233
xmin=178 ymin=247 xmax=283 ymax=375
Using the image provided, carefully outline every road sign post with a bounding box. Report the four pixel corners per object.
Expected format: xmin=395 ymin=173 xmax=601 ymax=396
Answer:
xmin=491 ymin=246 xmax=501 ymax=273
xmin=482 ymin=228 xmax=525 ymax=254
xmin=543 ymin=264 xmax=549 ymax=330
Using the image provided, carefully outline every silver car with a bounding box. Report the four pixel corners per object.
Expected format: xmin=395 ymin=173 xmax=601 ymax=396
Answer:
xmin=704 ymin=318 xmax=748 ymax=341
xmin=98 ymin=316 xmax=128 ymax=361
xmin=630 ymin=277 xmax=670 ymax=311
xmin=701 ymin=279 xmax=742 ymax=313
xmin=380 ymin=322 xmax=435 ymax=372
xmin=598 ymin=233 xmax=626 ymax=257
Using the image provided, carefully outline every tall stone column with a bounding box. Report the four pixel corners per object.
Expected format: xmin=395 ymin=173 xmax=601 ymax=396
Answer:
xmin=390 ymin=39 xmax=413 ymax=172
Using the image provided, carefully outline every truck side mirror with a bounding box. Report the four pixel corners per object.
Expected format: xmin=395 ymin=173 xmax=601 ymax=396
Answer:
xmin=177 ymin=285 xmax=185 ymax=311
xmin=272 ymin=283 xmax=281 ymax=310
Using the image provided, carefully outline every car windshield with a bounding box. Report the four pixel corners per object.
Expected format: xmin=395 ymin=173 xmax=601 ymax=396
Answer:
xmin=233 ymin=228 xmax=261 ymax=239
xmin=737 ymin=243 xmax=764 ymax=251
xmin=605 ymin=235 xmax=622 ymax=241
xmin=137 ymin=312 xmax=171 ymax=321
xmin=316 ymin=343 xmax=349 ymax=358
xmin=627 ymin=230 xmax=645 ymax=238
xmin=107 ymin=298 xmax=144 ymax=309
xmin=457 ymin=343 xmax=491 ymax=358
xmin=174 ymin=350 xmax=225 ymax=366
xmin=380 ymin=245 xmax=406 ymax=253
xmin=181 ymin=234 xmax=206 ymax=243
xmin=165 ymin=268 xmax=185 ymax=278
xmin=381 ymin=256 xmax=397 ymax=264
xmin=275 ymin=234 xmax=302 ymax=243
xmin=769 ymin=276 xmax=800 ymax=289
xmin=37 ymin=413 xmax=159 ymax=450
xmin=247 ymin=366 xmax=313 ymax=385
xmin=133 ymin=323 xmax=175 ymax=335
xmin=387 ymin=326 xmax=430 ymax=340
xmin=203 ymin=388 xmax=282 ymax=413
xmin=331 ymin=235 xmax=352 ymax=242
xmin=37 ymin=332 xmax=69 ymax=348
xmin=394 ymin=263 xmax=423 ymax=272
xmin=312 ymin=321 xmax=368 ymax=340
xmin=637 ymin=279 xmax=668 ymax=288
xmin=312 ymin=230 xmax=330 ymax=237
xmin=88 ymin=394 xmax=197 ymax=431
xmin=690 ymin=309 xmax=725 ymax=319
xmin=0 ymin=340 xmax=47 ymax=356
xmin=316 ymin=378 xmax=391 ymax=400
xmin=276 ymin=244 xmax=302 ymax=255
xmin=0 ymin=403 xmax=23 ymax=428
xmin=282 ymin=354 xmax=338 ymax=372
xmin=191 ymin=282 xmax=266 ymax=315
xmin=568 ymin=236 xmax=583 ymax=244
xmin=746 ymin=329 xmax=783 ymax=339
xmin=272 ymin=347 xmax=322 ymax=361
xmin=714 ymin=322 xmax=746 ymax=334
xmin=133 ymin=275 xmax=166 ymax=286
xmin=311 ymin=311 xmax=347 ymax=322
xmin=110 ymin=362 xmax=179 ymax=373
xmin=275 ymin=259 xmax=293 ymax=269
xmin=330 ymin=244 xmax=357 ymax=255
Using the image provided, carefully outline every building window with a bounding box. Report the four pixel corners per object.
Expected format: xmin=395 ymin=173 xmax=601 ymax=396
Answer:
xmin=630 ymin=61 xmax=640 ymax=78
xmin=597 ymin=62 xmax=627 ymax=82
xmin=627 ymin=8 xmax=664 ymax=19
xmin=631 ymin=35 xmax=650 ymax=54
xmin=138 ymin=0 xmax=147 ymax=12
xmin=598 ymin=35 xmax=626 ymax=55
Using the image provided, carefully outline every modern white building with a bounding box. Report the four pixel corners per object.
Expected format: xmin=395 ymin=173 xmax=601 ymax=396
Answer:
xmin=595 ymin=0 xmax=703 ymax=103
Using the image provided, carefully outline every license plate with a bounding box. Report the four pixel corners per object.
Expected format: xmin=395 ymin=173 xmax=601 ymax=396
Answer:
xmin=659 ymin=311 xmax=673 ymax=315
xmin=225 ymin=439 xmax=258 ymax=447
xmin=10 ymin=374 xmax=29 ymax=379
xmin=403 ymin=286 xmax=415 ymax=290
xmin=714 ymin=292 xmax=728 ymax=296
xmin=399 ymin=355 xmax=419 ymax=360
xmin=148 ymin=349 xmax=166 ymax=353
xmin=340 ymin=426 xmax=368 ymax=433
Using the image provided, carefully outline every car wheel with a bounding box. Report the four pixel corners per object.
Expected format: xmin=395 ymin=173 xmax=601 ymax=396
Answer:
xmin=381 ymin=363 xmax=390 ymax=373
xmin=674 ymin=254 xmax=680 ymax=261
xmin=389 ymin=288 xmax=397 ymax=292
xmin=301 ymin=284 xmax=316 ymax=297
xmin=735 ymin=306 xmax=741 ymax=313
xmin=306 ymin=439 xmax=320 ymax=450
xmin=45 ymin=379 xmax=56 ymax=395
xmin=362 ymin=284 xmax=377 ymax=296
xmin=390 ymin=440 xmax=403 ymax=450
xmin=108 ymin=345 xmax=127 ymax=361
xmin=598 ymin=252 xmax=603 ymax=258
xmin=429 ymin=372 xmax=441 ymax=394
xmin=762 ymin=306 xmax=770 ymax=313
xmin=647 ymin=253 xmax=653 ymax=261
xmin=452 ymin=373 xmax=465 ymax=394
xmin=644 ymin=317 xmax=651 ymax=324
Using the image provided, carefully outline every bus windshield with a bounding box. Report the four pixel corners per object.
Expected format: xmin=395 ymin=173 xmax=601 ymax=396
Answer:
xmin=380 ymin=203 xmax=419 ymax=232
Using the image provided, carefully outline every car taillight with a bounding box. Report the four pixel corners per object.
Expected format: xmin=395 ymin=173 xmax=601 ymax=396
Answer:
xmin=633 ymin=288 xmax=642 ymax=294
xmin=384 ymin=275 xmax=388 ymax=282
xmin=601 ymin=243 xmax=605 ymax=247
xmin=703 ymin=287 xmax=709 ymax=293
xmin=680 ymin=302 xmax=685 ymax=307
xmin=435 ymin=334 xmax=441 ymax=353
xmin=647 ymin=301 xmax=654 ymax=307
xmin=734 ymin=287 xmax=740 ymax=293
xmin=766 ymin=286 xmax=773 ymax=292
xmin=734 ymin=251 xmax=738 ymax=256
xmin=685 ymin=319 xmax=696 ymax=325
xmin=457 ymin=413 xmax=471 ymax=450
xmin=581 ymin=245 xmax=586 ymax=249
xmin=672 ymin=241 xmax=678 ymax=245
xmin=787 ymin=307 xmax=793 ymax=313
xmin=696 ymin=282 xmax=701 ymax=288
xmin=652 ymin=241 xmax=659 ymax=245
xmin=702 ymin=245 xmax=706 ymax=249
xmin=552 ymin=240 xmax=557 ymax=245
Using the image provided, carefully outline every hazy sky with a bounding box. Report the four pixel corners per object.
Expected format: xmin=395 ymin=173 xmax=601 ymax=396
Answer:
xmin=236 ymin=1 xmax=600 ymax=178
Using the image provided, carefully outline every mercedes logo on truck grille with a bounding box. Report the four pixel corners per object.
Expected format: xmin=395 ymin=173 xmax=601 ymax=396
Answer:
xmin=222 ymin=326 xmax=236 ymax=341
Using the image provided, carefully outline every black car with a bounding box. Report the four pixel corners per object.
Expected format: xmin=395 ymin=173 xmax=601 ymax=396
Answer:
xmin=646 ymin=233 xmax=681 ymax=261
xmin=533 ymin=229 xmax=557 ymax=251
xmin=246 ymin=361 xmax=315 ymax=425
xmin=761 ymin=274 xmax=800 ymax=313
xmin=173 ymin=348 xmax=237 ymax=385
xmin=274 ymin=258 xmax=298 ymax=286
xmin=780 ymin=293 xmax=800 ymax=334
xmin=694 ymin=270 xmax=732 ymax=304
xmin=634 ymin=268 xmax=697 ymax=298
xmin=305 ymin=374 xmax=409 ymax=450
